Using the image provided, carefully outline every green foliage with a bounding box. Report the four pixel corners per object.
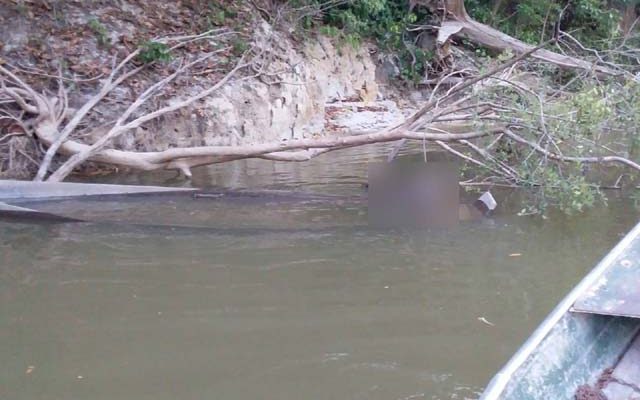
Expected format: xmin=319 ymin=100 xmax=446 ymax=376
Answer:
xmin=467 ymin=0 xmax=620 ymax=47
xmin=138 ymin=41 xmax=172 ymax=64
xmin=573 ymin=86 xmax=613 ymax=136
xmin=472 ymin=75 xmax=623 ymax=216
xmin=299 ymin=0 xmax=623 ymax=85
xmin=631 ymin=189 xmax=640 ymax=210
xmin=231 ymin=38 xmax=249 ymax=56
xmin=88 ymin=18 xmax=110 ymax=47
xmin=520 ymin=169 xmax=605 ymax=216
xmin=618 ymin=81 xmax=640 ymax=159
xmin=289 ymin=0 xmax=629 ymax=215
xmin=319 ymin=25 xmax=340 ymax=37
xmin=553 ymin=174 xmax=602 ymax=215
xmin=299 ymin=0 xmax=434 ymax=84
xmin=210 ymin=10 xmax=227 ymax=26
xmin=206 ymin=2 xmax=237 ymax=27
xmin=15 ymin=1 xmax=29 ymax=16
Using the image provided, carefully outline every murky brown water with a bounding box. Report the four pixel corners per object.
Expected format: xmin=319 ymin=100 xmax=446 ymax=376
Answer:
xmin=1 ymin=146 xmax=638 ymax=400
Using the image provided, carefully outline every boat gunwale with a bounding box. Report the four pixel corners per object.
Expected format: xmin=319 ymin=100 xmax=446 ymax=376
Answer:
xmin=480 ymin=220 xmax=640 ymax=399
xmin=0 ymin=180 xmax=198 ymax=201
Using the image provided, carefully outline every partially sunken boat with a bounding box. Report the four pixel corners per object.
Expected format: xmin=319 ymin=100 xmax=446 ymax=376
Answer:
xmin=0 ymin=180 xmax=197 ymax=200
xmin=481 ymin=222 xmax=640 ymax=399
xmin=0 ymin=180 xmax=366 ymax=227
xmin=0 ymin=179 xmax=495 ymax=227
xmin=0 ymin=180 xmax=197 ymax=222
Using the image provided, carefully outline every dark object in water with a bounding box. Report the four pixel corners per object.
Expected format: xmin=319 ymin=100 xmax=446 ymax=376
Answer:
xmin=368 ymin=161 xmax=459 ymax=228
xmin=0 ymin=202 xmax=81 ymax=223
xmin=459 ymin=192 xmax=497 ymax=221
xmin=0 ymin=179 xmax=495 ymax=227
xmin=368 ymin=161 xmax=496 ymax=227
xmin=193 ymin=189 xmax=363 ymax=203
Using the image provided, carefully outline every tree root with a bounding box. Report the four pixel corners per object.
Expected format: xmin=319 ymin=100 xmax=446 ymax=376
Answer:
xmin=0 ymin=18 xmax=637 ymax=184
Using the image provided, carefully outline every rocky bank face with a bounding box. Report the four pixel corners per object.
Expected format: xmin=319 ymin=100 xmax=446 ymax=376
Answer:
xmin=129 ymin=27 xmax=385 ymax=152
xmin=1 ymin=2 xmax=406 ymax=178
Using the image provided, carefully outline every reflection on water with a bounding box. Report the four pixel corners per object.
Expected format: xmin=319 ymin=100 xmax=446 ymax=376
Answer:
xmin=1 ymin=146 xmax=639 ymax=400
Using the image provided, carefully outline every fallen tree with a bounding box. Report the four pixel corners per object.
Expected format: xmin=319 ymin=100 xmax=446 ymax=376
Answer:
xmin=434 ymin=0 xmax=620 ymax=76
xmin=0 ymin=0 xmax=638 ymax=205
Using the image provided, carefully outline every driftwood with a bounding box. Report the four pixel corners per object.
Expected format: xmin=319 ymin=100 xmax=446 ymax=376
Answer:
xmin=0 ymin=3 xmax=637 ymax=184
xmin=0 ymin=27 xmax=528 ymax=181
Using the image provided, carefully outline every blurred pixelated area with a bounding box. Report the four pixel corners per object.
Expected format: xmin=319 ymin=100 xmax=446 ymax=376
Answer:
xmin=368 ymin=161 xmax=460 ymax=228
xmin=368 ymin=158 xmax=496 ymax=228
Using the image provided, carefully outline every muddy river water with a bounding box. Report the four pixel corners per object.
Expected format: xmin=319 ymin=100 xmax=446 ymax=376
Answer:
xmin=1 ymin=146 xmax=638 ymax=400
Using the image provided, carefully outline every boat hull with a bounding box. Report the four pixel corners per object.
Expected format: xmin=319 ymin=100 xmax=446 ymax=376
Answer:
xmin=489 ymin=312 xmax=639 ymax=399
xmin=481 ymin=222 xmax=640 ymax=399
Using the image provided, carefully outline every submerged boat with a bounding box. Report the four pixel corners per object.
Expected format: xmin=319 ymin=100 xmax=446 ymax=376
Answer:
xmin=0 ymin=180 xmax=494 ymax=227
xmin=481 ymin=222 xmax=640 ymax=399
xmin=0 ymin=180 xmax=198 ymax=221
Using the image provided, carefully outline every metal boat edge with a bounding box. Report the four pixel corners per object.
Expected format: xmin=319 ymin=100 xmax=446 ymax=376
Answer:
xmin=480 ymin=221 xmax=640 ymax=399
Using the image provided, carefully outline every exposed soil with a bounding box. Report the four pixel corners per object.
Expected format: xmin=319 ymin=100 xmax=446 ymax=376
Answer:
xmin=0 ymin=1 xmax=259 ymax=178
xmin=0 ymin=1 xmax=252 ymax=81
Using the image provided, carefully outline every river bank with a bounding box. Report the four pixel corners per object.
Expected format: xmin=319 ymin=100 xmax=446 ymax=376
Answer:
xmin=0 ymin=1 xmax=422 ymax=179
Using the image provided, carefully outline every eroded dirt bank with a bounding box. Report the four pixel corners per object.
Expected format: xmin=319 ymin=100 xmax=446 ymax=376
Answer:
xmin=0 ymin=1 xmax=411 ymax=179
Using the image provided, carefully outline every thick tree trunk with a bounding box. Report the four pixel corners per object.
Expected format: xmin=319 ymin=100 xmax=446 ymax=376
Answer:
xmin=620 ymin=2 xmax=638 ymax=37
xmin=438 ymin=0 xmax=618 ymax=76
xmin=444 ymin=0 xmax=468 ymax=17
xmin=0 ymin=4 xmax=633 ymax=182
